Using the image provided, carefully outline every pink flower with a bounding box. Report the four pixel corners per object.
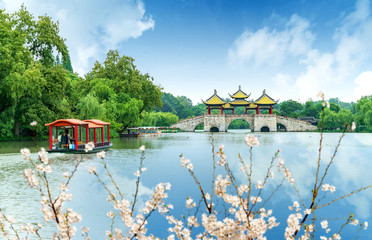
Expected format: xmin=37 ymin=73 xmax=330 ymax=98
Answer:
xmin=88 ymin=166 xmax=96 ymax=174
xmin=96 ymin=151 xmax=106 ymax=159
xmin=351 ymin=122 xmax=356 ymax=131
xmin=245 ymin=135 xmax=259 ymax=147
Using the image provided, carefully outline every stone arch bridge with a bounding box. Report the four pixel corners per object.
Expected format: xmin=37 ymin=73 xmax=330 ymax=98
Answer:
xmin=170 ymin=114 xmax=317 ymax=132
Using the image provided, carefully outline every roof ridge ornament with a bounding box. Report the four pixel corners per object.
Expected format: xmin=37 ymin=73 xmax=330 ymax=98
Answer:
xmin=263 ymin=89 xmax=266 ymax=94
xmin=214 ymin=89 xmax=217 ymax=95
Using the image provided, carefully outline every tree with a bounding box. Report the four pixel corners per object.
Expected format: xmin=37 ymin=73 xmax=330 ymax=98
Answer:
xmin=0 ymin=9 xmax=32 ymax=137
xmin=300 ymin=100 xmax=322 ymax=118
xmin=141 ymin=112 xmax=179 ymax=126
xmin=354 ymin=96 xmax=372 ymax=131
xmin=85 ymin=50 xmax=162 ymax=131
xmin=0 ymin=7 xmax=76 ymax=137
xmin=279 ymin=100 xmax=303 ymax=117
xmin=77 ymin=93 xmax=105 ymax=119
xmin=62 ymin=52 xmax=73 ymax=72
xmin=13 ymin=5 xmax=68 ymax=67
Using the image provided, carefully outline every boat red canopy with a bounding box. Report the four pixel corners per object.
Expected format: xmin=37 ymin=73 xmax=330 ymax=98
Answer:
xmin=84 ymin=119 xmax=111 ymax=125
xmin=45 ymin=119 xmax=88 ymax=127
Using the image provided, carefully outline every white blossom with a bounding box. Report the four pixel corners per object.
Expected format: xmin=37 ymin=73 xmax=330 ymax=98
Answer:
xmin=21 ymin=148 xmax=31 ymax=160
xmin=320 ymin=220 xmax=328 ymax=229
xmin=30 ymin=121 xmax=37 ymax=126
xmin=107 ymin=211 xmax=114 ymax=219
xmin=350 ymin=219 xmax=359 ymax=226
xmin=88 ymin=166 xmax=96 ymax=174
xmin=140 ymin=145 xmax=145 ymax=151
xmin=256 ymin=180 xmax=263 ymax=189
xmin=85 ymin=142 xmax=95 ymax=152
xmin=96 ymin=151 xmax=106 ymax=159
xmin=245 ymin=134 xmax=260 ymax=147
xmin=351 ymin=122 xmax=356 ymax=131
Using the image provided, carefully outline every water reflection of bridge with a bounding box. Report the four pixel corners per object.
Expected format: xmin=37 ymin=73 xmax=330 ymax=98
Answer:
xmin=170 ymin=114 xmax=317 ymax=132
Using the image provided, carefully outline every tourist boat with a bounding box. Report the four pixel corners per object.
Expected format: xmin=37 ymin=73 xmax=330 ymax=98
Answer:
xmin=126 ymin=127 xmax=162 ymax=136
xmin=44 ymin=119 xmax=113 ymax=153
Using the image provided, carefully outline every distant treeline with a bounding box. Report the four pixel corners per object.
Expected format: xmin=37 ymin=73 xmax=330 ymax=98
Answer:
xmin=155 ymin=93 xmax=372 ymax=132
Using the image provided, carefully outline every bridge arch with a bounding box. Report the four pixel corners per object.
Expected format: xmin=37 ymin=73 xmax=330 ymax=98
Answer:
xmin=225 ymin=115 xmax=254 ymax=131
xmin=277 ymin=123 xmax=287 ymax=132
xmin=261 ymin=126 xmax=270 ymax=132
xmin=227 ymin=119 xmax=251 ymax=130
xmin=210 ymin=126 xmax=219 ymax=132
xmin=194 ymin=123 xmax=204 ymax=131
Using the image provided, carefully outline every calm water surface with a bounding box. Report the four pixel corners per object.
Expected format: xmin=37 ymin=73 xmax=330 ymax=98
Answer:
xmin=0 ymin=131 xmax=371 ymax=239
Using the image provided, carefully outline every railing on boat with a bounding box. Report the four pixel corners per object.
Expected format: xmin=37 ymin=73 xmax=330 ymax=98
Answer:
xmin=77 ymin=141 xmax=111 ymax=150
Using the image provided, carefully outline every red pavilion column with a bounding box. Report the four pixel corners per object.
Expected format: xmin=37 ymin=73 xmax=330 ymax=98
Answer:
xmin=245 ymin=108 xmax=247 ymax=114
xmin=107 ymin=125 xmax=110 ymax=142
xmin=74 ymin=125 xmax=78 ymax=150
xmin=101 ymin=127 xmax=104 ymax=144
xmin=208 ymin=106 xmax=210 ymax=114
xmin=270 ymin=105 xmax=273 ymax=114
xmin=94 ymin=128 xmax=97 ymax=147
xmin=221 ymin=106 xmax=223 ymax=114
xmin=256 ymin=105 xmax=260 ymax=114
xmin=49 ymin=125 xmax=52 ymax=150
xmin=86 ymin=126 xmax=89 ymax=143
xmin=232 ymin=108 xmax=235 ymax=115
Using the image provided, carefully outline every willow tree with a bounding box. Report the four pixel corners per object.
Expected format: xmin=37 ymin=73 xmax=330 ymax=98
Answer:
xmin=0 ymin=6 xmax=75 ymax=137
xmin=82 ymin=50 xmax=162 ymax=132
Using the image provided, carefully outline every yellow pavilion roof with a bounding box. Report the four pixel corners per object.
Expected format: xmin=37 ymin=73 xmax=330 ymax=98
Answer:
xmin=230 ymin=99 xmax=250 ymax=106
xmin=229 ymin=85 xmax=250 ymax=99
xmin=203 ymin=89 xmax=226 ymax=106
xmin=246 ymin=103 xmax=258 ymax=109
xmin=254 ymin=89 xmax=277 ymax=105
xmin=222 ymin=103 xmax=233 ymax=109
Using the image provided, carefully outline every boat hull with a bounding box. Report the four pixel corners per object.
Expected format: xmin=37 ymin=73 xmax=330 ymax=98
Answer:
xmin=47 ymin=143 xmax=113 ymax=154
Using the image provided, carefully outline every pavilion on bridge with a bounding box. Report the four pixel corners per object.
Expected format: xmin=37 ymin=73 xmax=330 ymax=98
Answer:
xmin=203 ymin=87 xmax=277 ymax=115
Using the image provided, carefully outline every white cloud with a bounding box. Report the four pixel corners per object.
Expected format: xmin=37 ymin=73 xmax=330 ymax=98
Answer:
xmin=295 ymin=0 xmax=372 ymax=100
xmin=228 ymin=14 xmax=315 ymax=67
xmin=273 ymin=73 xmax=291 ymax=87
xmin=0 ymin=0 xmax=155 ymax=76
xmin=229 ymin=0 xmax=372 ymax=102
xmin=353 ymin=71 xmax=372 ymax=99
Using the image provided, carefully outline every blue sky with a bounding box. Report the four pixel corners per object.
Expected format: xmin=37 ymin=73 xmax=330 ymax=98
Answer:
xmin=1 ymin=0 xmax=372 ymax=104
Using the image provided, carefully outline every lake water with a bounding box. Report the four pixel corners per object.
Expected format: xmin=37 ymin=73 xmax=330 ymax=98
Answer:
xmin=0 ymin=131 xmax=371 ymax=239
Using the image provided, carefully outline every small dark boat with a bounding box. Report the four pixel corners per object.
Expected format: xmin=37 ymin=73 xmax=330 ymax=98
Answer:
xmin=126 ymin=127 xmax=162 ymax=137
xmin=44 ymin=119 xmax=113 ymax=153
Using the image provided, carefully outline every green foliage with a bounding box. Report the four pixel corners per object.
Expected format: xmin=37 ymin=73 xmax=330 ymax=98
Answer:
xmin=279 ymin=100 xmax=303 ymax=117
xmin=77 ymin=93 xmax=105 ymax=119
xmin=13 ymin=5 xmax=68 ymax=67
xmin=62 ymin=52 xmax=73 ymax=72
xmin=299 ymin=100 xmax=321 ymax=118
xmin=228 ymin=119 xmax=250 ymax=129
xmin=354 ymin=96 xmax=372 ymax=131
xmin=80 ymin=50 xmax=162 ymax=131
xmin=159 ymin=92 xmax=207 ymax=119
xmin=0 ymin=8 xmax=76 ymax=137
xmin=141 ymin=112 xmax=179 ymax=127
